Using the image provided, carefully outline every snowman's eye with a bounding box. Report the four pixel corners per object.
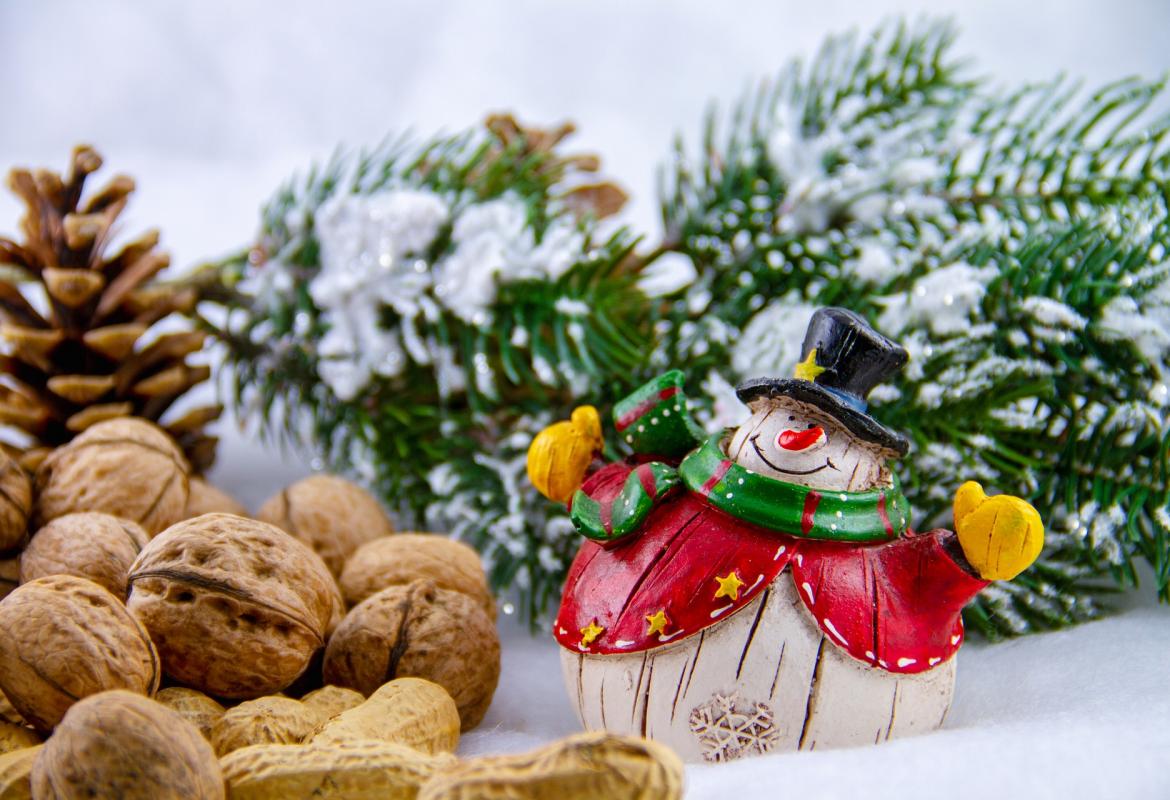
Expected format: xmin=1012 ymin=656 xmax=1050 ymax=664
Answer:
xmin=788 ymin=416 xmax=795 ymax=421
xmin=807 ymin=423 xmax=815 ymax=429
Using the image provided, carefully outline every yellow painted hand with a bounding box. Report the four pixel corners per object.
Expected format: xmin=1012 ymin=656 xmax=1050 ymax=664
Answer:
xmin=953 ymin=481 xmax=1045 ymax=581
xmin=527 ymin=406 xmax=604 ymax=503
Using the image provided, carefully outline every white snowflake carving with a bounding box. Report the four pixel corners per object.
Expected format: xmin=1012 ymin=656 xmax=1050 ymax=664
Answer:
xmin=688 ymin=692 xmax=779 ymax=762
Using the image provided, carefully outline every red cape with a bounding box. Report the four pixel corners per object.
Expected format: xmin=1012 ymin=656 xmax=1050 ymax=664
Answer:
xmin=554 ymin=463 xmax=988 ymax=674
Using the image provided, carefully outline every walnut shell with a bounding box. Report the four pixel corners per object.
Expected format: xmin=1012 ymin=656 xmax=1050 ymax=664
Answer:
xmin=257 ymin=475 xmax=393 ymax=577
xmin=126 ymin=514 xmax=335 ymax=699
xmin=20 ymin=512 xmax=148 ymax=597
xmin=211 ymin=696 xmax=325 ymax=756
xmin=185 ymin=479 xmax=248 ymax=520
xmin=300 ymin=686 xmax=364 ymax=721
xmin=0 ymin=575 xmax=160 ymax=732
xmin=0 ymin=560 xmax=16 ymax=603
xmin=0 ymin=454 xmax=31 ymax=554
xmin=0 ymin=745 xmax=40 ymax=800
xmin=34 ymin=418 xmax=190 ymax=536
xmin=154 ymin=688 xmax=226 ymax=741
xmin=30 ymin=690 xmax=224 ymax=800
xmin=339 ymin=533 xmax=495 ymax=618
xmin=323 ymin=581 xmax=499 ymax=731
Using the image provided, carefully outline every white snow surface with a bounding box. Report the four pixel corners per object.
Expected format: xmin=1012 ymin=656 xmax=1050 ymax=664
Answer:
xmin=4 ymin=2 xmax=1170 ymax=797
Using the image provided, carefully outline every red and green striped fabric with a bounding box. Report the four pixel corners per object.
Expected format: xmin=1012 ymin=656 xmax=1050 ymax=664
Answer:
xmin=570 ymin=462 xmax=682 ymax=543
xmin=679 ymin=434 xmax=908 ymax=543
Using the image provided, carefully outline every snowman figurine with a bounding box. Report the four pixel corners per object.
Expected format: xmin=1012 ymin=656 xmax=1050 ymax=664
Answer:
xmin=527 ymin=307 xmax=1044 ymax=762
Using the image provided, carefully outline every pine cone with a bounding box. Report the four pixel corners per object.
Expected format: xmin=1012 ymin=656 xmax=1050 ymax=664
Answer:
xmin=484 ymin=113 xmax=628 ymax=219
xmin=0 ymin=146 xmax=221 ymax=472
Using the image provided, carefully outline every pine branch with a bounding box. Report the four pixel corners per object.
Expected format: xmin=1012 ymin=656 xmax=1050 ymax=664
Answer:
xmin=199 ymin=116 xmax=652 ymax=615
xmin=657 ymin=16 xmax=1170 ymax=636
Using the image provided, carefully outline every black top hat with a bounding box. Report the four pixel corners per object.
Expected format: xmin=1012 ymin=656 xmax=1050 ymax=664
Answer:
xmin=736 ymin=307 xmax=910 ymax=456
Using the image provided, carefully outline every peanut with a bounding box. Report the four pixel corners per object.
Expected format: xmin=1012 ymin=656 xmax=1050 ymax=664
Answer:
xmin=0 ymin=746 xmax=40 ymax=800
xmin=211 ymin=697 xmax=325 ymax=756
xmin=220 ymin=739 xmax=456 ymax=800
xmin=310 ymin=678 xmax=459 ymax=755
xmin=417 ymin=732 xmax=684 ymax=800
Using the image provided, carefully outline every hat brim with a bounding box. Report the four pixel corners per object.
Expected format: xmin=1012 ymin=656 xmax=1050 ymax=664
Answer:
xmin=735 ymin=378 xmax=910 ymax=457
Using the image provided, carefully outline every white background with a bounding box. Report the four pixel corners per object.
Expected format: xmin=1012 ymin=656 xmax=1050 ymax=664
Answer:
xmin=3 ymin=2 xmax=1170 ymax=798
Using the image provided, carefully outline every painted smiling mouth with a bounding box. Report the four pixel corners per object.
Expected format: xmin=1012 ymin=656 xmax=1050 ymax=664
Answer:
xmin=750 ymin=435 xmax=838 ymax=476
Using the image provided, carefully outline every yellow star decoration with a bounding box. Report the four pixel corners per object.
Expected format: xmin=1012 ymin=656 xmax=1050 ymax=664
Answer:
xmin=645 ymin=609 xmax=670 ymax=637
xmin=714 ymin=571 xmax=746 ymax=602
xmin=579 ymin=620 xmax=605 ymax=647
xmin=794 ymin=348 xmax=826 ymax=382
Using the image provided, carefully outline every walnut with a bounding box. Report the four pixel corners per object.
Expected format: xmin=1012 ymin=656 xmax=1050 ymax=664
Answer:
xmin=185 ymin=478 xmax=248 ymax=519
xmin=257 ymin=475 xmax=393 ymax=577
xmin=30 ymin=690 xmax=224 ymax=799
xmin=323 ymin=581 xmax=499 ymax=731
xmin=153 ymin=687 xmax=226 ymax=741
xmin=126 ymin=513 xmax=336 ymax=699
xmin=20 ymin=512 xmax=148 ymax=597
xmin=339 ymin=533 xmax=495 ymax=618
xmin=34 ymin=418 xmax=190 ymax=536
xmin=0 ymin=453 xmax=32 ymax=554
xmin=0 ymin=559 xmax=16 ymax=602
xmin=0 ymin=575 xmax=160 ymax=732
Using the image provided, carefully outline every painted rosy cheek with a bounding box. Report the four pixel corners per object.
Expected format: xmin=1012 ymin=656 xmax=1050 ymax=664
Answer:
xmin=776 ymin=426 xmax=826 ymax=451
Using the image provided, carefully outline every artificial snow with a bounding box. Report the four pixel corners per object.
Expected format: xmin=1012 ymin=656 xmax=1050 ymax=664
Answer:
xmin=731 ymin=298 xmax=818 ymax=377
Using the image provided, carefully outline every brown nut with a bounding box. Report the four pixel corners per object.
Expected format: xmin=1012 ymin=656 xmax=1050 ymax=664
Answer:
xmin=185 ymin=479 xmax=249 ymax=519
xmin=20 ymin=512 xmax=148 ymax=597
xmin=210 ymin=696 xmax=325 ymax=756
xmin=34 ymin=418 xmax=190 ymax=536
xmin=126 ymin=514 xmax=335 ymax=699
xmin=221 ymin=739 xmax=456 ymax=800
xmin=323 ymin=582 xmax=499 ymax=731
xmin=339 ymin=534 xmax=495 ymax=618
xmin=0 ymin=454 xmax=31 ymax=553
xmin=257 ymin=475 xmax=393 ymax=577
xmin=300 ymin=686 xmax=364 ymax=721
xmin=0 ymin=745 xmax=40 ymax=800
xmin=154 ymin=688 xmax=226 ymax=741
xmin=324 ymin=573 xmax=345 ymax=639
xmin=30 ymin=690 xmax=224 ymax=800
xmin=0 ymin=575 xmax=160 ymax=732
xmin=417 ymin=732 xmax=685 ymax=800
xmin=310 ymin=678 xmax=459 ymax=754
xmin=0 ymin=561 xmax=16 ymax=604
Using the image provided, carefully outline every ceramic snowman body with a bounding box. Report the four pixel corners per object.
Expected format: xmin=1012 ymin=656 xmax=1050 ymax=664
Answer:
xmin=528 ymin=307 xmax=1045 ymax=763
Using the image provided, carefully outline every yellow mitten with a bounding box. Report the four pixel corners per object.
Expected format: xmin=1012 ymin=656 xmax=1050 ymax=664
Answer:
xmin=527 ymin=406 xmax=603 ymax=503
xmin=953 ymin=481 xmax=1045 ymax=581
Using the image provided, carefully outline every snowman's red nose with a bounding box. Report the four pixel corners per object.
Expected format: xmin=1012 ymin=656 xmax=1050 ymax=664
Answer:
xmin=778 ymin=426 xmax=825 ymax=451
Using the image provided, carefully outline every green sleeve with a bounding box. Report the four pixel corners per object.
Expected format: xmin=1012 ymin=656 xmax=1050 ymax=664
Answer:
xmin=612 ymin=370 xmax=705 ymax=460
